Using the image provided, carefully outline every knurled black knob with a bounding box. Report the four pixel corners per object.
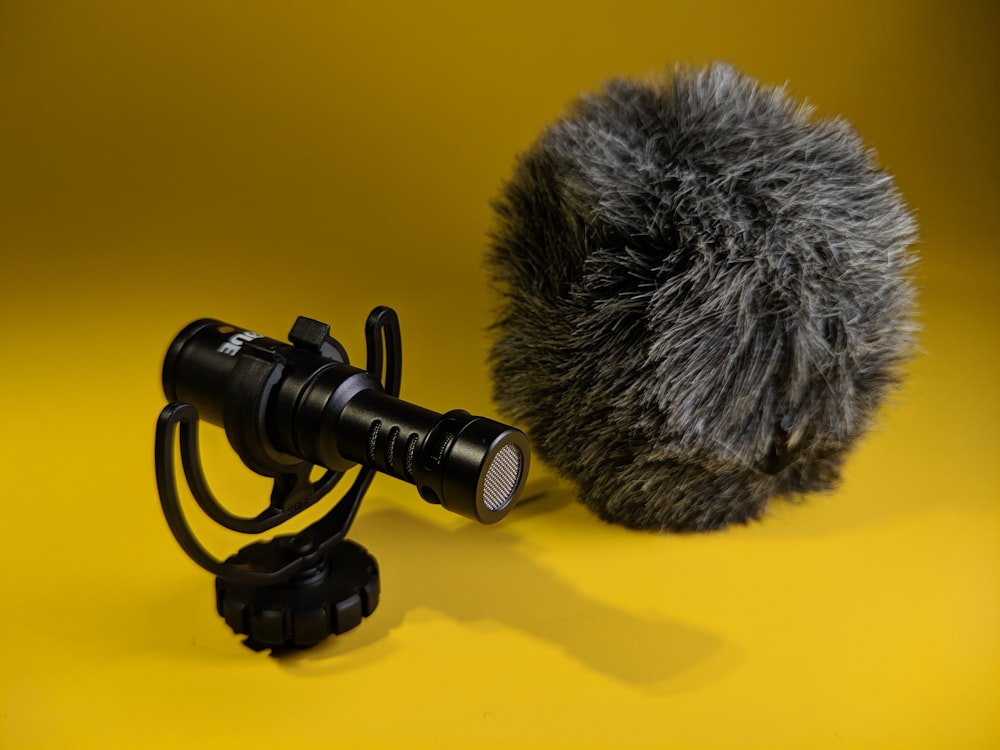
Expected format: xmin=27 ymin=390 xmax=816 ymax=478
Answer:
xmin=215 ymin=539 xmax=380 ymax=649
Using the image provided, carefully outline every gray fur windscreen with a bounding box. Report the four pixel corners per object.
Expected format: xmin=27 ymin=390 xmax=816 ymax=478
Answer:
xmin=487 ymin=63 xmax=918 ymax=532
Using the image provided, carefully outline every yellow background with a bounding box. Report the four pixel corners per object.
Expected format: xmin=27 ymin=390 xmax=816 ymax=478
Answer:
xmin=1 ymin=2 xmax=997 ymax=748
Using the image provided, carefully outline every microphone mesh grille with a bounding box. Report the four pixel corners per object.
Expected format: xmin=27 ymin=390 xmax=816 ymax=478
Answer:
xmin=482 ymin=443 xmax=523 ymax=512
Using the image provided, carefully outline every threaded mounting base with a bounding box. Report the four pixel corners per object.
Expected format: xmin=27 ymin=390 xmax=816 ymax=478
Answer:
xmin=215 ymin=539 xmax=380 ymax=649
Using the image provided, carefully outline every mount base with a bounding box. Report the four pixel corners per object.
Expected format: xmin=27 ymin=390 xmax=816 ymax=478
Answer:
xmin=215 ymin=539 xmax=380 ymax=649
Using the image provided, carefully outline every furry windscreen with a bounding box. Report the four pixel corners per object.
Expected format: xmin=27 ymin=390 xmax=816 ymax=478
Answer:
xmin=487 ymin=63 xmax=918 ymax=532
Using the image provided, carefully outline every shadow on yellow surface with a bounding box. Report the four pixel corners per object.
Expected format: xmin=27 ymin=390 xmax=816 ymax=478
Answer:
xmin=275 ymin=502 xmax=740 ymax=693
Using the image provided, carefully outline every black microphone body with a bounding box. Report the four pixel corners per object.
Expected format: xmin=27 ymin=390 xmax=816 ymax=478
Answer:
xmin=163 ymin=316 xmax=528 ymax=524
xmin=488 ymin=63 xmax=918 ymax=531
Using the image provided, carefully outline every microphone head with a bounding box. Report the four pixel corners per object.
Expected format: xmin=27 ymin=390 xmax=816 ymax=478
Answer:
xmin=487 ymin=63 xmax=918 ymax=531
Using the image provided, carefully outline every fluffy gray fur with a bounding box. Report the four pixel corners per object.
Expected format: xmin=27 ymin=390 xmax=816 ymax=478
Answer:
xmin=487 ymin=63 xmax=918 ymax=532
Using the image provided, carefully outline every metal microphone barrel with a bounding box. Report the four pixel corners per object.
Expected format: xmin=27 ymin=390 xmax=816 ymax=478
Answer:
xmin=162 ymin=317 xmax=529 ymax=523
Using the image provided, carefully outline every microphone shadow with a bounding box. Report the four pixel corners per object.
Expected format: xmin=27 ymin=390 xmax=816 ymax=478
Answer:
xmin=275 ymin=489 xmax=740 ymax=693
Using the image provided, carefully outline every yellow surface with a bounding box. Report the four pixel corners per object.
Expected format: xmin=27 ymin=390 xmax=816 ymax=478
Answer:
xmin=1 ymin=2 xmax=997 ymax=748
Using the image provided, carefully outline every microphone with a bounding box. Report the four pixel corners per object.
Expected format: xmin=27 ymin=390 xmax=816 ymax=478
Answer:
xmin=155 ymin=307 xmax=529 ymax=648
xmin=162 ymin=314 xmax=527 ymax=524
xmin=487 ymin=62 xmax=918 ymax=532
